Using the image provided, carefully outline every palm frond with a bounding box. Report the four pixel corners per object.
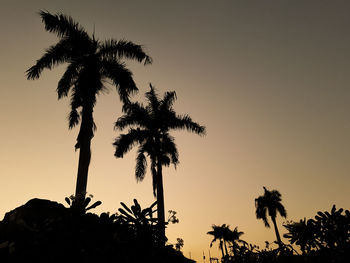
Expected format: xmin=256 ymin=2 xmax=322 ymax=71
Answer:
xmin=68 ymin=108 xmax=80 ymax=129
xmin=276 ymin=202 xmax=287 ymax=218
xmin=69 ymin=85 xmax=83 ymax=109
xmin=161 ymin=134 xmax=179 ymax=167
xmin=39 ymin=10 xmax=90 ymax=41
xmin=26 ymin=38 xmax=71 ymax=79
xmin=113 ymin=128 xmax=148 ymax=158
xmin=255 ymin=197 xmax=270 ymax=227
xmin=98 ymin=39 xmax=152 ymax=65
xmin=68 ymin=86 xmax=83 ymax=129
xmin=160 ymin=155 xmax=171 ymax=166
xmin=271 ymin=189 xmax=282 ymax=201
xmin=170 ymin=114 xmax=206 ymax=135
xmin=145 ymin=84 xmax=160 ymax=114
xmin=151 ymin=161 xmax=157 ymax=197
xmin=135 ymin=149 xmax=147 ymax=181
xmin=115 ymin=102 xmax=149 ymax=130
xmin=262 ymin=217 xmax=271 ymax=228
xmin=100 ymin=58 xmax=137 ymax=104
xmin=57 ymin=61 xmax=80 ymax=99
xmin=160 ymin=90 xmax=177 ymax=110
xmin=122 ymin=100 xmax=145 ymax=113
xmin=120 ymin=202 xmax=133 ymax=214
xmin=229 ymin=227 xmax=245 ymax=242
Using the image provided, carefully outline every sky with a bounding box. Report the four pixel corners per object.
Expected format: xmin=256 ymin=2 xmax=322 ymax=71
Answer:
xmin=0 ymin=0 xmax=349 ymax=261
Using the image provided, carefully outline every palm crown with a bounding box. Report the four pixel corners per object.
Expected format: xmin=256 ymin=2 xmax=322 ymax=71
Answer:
xmin=27 ymin=11 xmax=151 ymax=132
xmin=255 ymin=186 xmax=287 ymax=227
xmin=114 ymin=84 xmax=205 ymax=195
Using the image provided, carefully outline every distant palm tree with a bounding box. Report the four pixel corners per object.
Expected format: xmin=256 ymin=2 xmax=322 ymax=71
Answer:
xmin=226 ymin=227 xmax=245 ymax=255
xmin=207 ymin=224 xmax=227 ymax=259
xmin=26 ymin=11 xmax=151 ymax=206
xmin=114 ymin=85 xmax=205 ymax=245
xmin=255 ymin=187 xmax=287 ymax=245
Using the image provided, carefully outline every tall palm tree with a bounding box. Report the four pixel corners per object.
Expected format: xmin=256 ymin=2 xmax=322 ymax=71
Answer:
xmin=26 ymin=11 xmax=151 ymax=206
xmin=113 ymin=85 xmax=205 ymax=245
xmin=255 ymin=186 xmax=287 ymax=245
xmin=207 ymin=224 xmax=227 ymax=259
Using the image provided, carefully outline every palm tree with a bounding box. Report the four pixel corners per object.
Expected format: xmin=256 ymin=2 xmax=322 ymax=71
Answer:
xmin=207 ymin=224 xmax=244 ymax=259
xmin=255 ymin=186 xmax=287 ymax=246
xmin=113 ymin=85 xmax=205 ymax=245
xmin=207 ymin=224 xmax=227 ymax=259
xmin=26 ymin=11 xmax=151 ymax=206
xmin=226 ymin=227 xmax=245 ymax=255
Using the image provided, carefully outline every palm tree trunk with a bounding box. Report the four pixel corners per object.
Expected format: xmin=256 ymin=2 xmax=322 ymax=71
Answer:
xmin=74 ymin=106 xmax=93 ymax=208
xmin=224 ymin=240 xmax=228 ymax=257
xmin=219 ymin=240 xmax=225 ymax=259
xmin=74 ymin=137 xmax=91 ymax=205
xmin=156 ymin=159 xmax=166 ymax=246
xmin=271 ymin=216 xmax=282 ymax=246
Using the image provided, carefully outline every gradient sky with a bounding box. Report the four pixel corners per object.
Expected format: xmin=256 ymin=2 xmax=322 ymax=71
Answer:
xmin=0 ymin=1 xmax=349 ymax=261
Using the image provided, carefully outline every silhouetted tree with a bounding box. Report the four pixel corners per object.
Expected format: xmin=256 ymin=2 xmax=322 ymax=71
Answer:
xmin=313 ymin=205 xmax=350 ymax=251
xmin=255 ymin=187 xmax=287 ymax=246
xmin=208 ymin=224 xmax=245 ymax=259
xmin=227 ymin=227 xmax=245 ymax=256
xmin=207 ymin=224 xmax=227 ymax=259
xmin=284 ymin=205 xmax=350 ymax=255
xmin=26 ymin=11 xmax=151 ymax=206
xmin=283 ymin=218 xmax=320 ymax=254
xmin=113 ymin=85 xmax=205 ymax=245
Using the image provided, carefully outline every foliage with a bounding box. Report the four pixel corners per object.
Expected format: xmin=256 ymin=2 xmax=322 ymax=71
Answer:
xmin=167 ymin=210 xmax=180 ymax=224
xmin=175 ymin=238 xmax=184 ymax=251
xmin=117 ymin=198 xmax=157 ymax=226
xmin=283 ymin=218 xmax=320 ymax=253
xmin=283 ymin=205 xmax=350 ymax=261
xmin=115 ymin=198 xmax=160 ymax=245
xmin=0 ymin=198 xmax=193 ymax=263
xmin=64 ymin=194 xmax=102 ymax=214
xmin=210 ymin=205 xmax=350 ymax=263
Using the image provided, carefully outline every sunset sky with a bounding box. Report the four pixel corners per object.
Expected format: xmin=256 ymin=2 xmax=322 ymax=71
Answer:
xmin=0 ymin=1 xmax=349 ymax=261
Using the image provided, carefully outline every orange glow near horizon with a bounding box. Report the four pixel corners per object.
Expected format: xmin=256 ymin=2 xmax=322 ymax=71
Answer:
xmin=1 ymin=1 xmax=350 ymax=262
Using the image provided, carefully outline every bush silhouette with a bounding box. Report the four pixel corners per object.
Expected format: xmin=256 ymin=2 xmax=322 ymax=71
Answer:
xmin=0 ymin=198 xmax=194 ymax=263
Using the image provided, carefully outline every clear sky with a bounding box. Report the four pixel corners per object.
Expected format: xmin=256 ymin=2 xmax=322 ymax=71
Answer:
xmin=0 ymin=0 xmax=349 ymax=262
